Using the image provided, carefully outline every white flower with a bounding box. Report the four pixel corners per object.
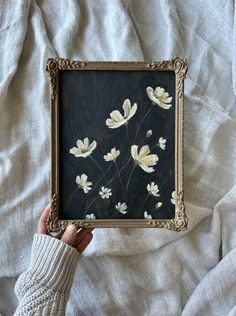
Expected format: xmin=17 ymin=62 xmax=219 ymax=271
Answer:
xmin=106 ymin=99 xmax=137 ymax=129
xmin=144 ymin=211 xmax=152 ymax=219
xmin=147 ymin=182 xmax=160 ymax=197
xmin=75 ymin=174 xmax=92 ymax=193
xmin=146 ymin=129 xmax=153 ymax=138
xmin=115 ymin=202 xmax=127 ymax=214
xmin=146 ymin=86 xmax=172 ymax=110
xmin=171 ymin=191 xmax=176 ymax=205
xmin=104 ymin=148 xmax=120 ymax=162
xmin=155 ymin=202 xmax=162 ymax=209
xmin=157 ymin=137 xmax=166 ymax=150
xmin=131 ymin=145 xmax=159 ymax=173
xmin=85 ymin=213 xmax=96 ymax=220
xmin=69 ymin=137 xmax=97 ymax=158
xmin=99 ymin=186 xmax=112 ymax=199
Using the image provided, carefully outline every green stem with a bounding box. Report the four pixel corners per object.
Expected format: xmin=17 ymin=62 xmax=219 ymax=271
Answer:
xmin=150 ymin=144 xmax=158 ymax=152
xmin=133 ymin=105 xmax=154 ymax=145
xmin=89 ymin=156 xmax=109 ymax=181
xmin=139 ymin=136 xmax=147 ymax=147
xmin=149 ymin=205 xmax=160 ymax=213
xmin=66 ymin=186 xmax=80 ymax=210
xmin=137 ymin=193 xmax=149 ymax=212
xmin=125 ymin=164 xmax=136 ymax=195
xmin=104 ymin=199 xmax=109 ymax=218
xmin=90 ymin=163 xmax=113 ymax=194
xmin=110 ymin=207 xmax=119 ymax=219
xmin=83 ymin=163 xmax=112 ymax=216
xmin=125 ymin=123 xmax=129 ymax=143
xmin=86 ymin=195 xmax=100 ymax=211
xmin=114 ymin=161 xmax=125 ymax=191
xmin=106 ymin=156 xmax=132 ymax=186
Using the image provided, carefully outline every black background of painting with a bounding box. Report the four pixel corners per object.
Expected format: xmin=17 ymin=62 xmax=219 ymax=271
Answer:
xmin=58 ymin=69 xmax=175 ymax=220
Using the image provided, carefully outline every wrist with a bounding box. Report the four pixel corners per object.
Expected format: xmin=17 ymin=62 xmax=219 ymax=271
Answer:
xmin=28 ymin=233 xmax=80 ymax=293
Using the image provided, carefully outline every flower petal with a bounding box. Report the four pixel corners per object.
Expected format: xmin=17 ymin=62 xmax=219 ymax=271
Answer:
xmin=111 ymin=148 xmax=116 ymax=154
xmin=144 ymin=211 xmax=152 ymax=219
xmin=139 ymin=154 xmax=159 ymax=166
xmin=122 ymin=99 xmax=131 ymax=117
xmin=75 ymin=175 xmax=80 ymax=184
xmin=84 ymin=137 xmax=89 ymax=147
xmin=81 ymin=174 xmax=88 ymax=182
xmin=146 ymin=87 xmax=154 ymax=100
xmin=155 ymin=87 xmax=165 ymax=97
xmin=80 ymin=152 xmax=89 ymax=157
xmin=128 ymin=103 xmax=137 ymax=119
xmin=146 ymin=129 xmax=152 ymax=137
xmin=131 ymin=145 xmax=138 ymax=160
xmin=70 ymin=147 xmax=80 ymax=156
xmin=106 ymin=118 xmax=125 ymax=129
xmin=165 ymin=96 xmax=172 ymax=103
xmin=138 ymin=145 xmax=150 ymax=159
xmin=156 ymin=202 xmax=162 ymax=208
xmin=88 ymin=140 xmax=97 ymax=152
xmin=76 ymin=139 xmax=84 ymax=148
xmin=157 ymin=99 xmax=172 ymax=109
xmin=139 ymin=164 xmax=155 ymax=173
xmin=110 ymin=110 xmax=124 ymax=122
xmin=106 ymin=118 xmax=116 ymax=127
xmin=152 ymin=96 xmax=162 ymax=106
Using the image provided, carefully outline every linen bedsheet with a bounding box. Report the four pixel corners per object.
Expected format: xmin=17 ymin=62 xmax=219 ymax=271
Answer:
xmin=0 ymin=1 xmax=236 ymax=315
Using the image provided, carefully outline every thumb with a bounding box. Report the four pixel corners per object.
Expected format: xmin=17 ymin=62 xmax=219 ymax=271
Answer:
xmin=60 ymin=224 xmax=77 ymax=247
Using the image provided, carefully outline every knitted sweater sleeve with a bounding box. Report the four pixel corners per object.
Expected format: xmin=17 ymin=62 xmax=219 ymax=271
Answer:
xmin=13 ymin=233 xmax=80 ymax=316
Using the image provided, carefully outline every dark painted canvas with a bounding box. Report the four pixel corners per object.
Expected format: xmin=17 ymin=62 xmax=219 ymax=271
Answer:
xmin=58 ymin=69 xmax=176 ymax=221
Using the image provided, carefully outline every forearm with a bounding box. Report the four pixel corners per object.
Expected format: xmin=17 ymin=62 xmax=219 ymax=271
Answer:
xmin=14 ymin=234 xmax=79 ymax=315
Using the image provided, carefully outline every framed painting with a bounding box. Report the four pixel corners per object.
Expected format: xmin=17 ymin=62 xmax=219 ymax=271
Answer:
xmin=46 ymin=58 xmax=188 ymax=232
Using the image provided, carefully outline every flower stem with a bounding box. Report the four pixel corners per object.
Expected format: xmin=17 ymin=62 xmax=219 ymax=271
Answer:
xmin=89 ymin=156 xmax=109 ymax=181
xmin=139 ymin=136 xmax=147 ymax=147
xmin=125 ymin=124 xmax=129 ymax=143
xmin=150 ymin=144 xmax=158 ymax=152
xmin=110 ymin=207 xmax=119 ymax=219
xmin=90 ymin=163 xmax=113 ymax=194
xmin=66 ymin=186 xmax=80 ymax=210
xmin=114 ymin=160 xmax=125 ymax=192
xmin=137 ymin=193 xmax=149 ymax=212
xmin=86 ymin=195 xmax=100 ymax=211
xmin=106 ymin=156 xmax=131 ymax=186
xmin=133 ymin=105 xmax=154 ymax=144
xmin=125 ymin=164 xmax=136 ymax=196
xmin=149 ymin=204 xmax=160 ymax=213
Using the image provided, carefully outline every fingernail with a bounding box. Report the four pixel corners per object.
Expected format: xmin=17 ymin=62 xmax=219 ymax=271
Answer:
xmin=67 ymin=224 xmax=77 ymax=234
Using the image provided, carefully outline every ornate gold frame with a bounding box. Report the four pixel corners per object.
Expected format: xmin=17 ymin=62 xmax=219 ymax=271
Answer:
xmin=46 ymin=58 xmax=188 ymax=232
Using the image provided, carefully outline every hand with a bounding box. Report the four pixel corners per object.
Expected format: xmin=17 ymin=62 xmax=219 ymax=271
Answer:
xmin=37 ymin=204 xmax=94 ymax=253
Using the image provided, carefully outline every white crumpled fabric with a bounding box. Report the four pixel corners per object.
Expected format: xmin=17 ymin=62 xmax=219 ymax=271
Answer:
xmin=0 ymin=0 xmax=236 ymax=315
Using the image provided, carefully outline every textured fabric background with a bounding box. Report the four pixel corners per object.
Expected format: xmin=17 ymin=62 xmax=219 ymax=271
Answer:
xmin=0 ymin=1 xmax=236 ymax=315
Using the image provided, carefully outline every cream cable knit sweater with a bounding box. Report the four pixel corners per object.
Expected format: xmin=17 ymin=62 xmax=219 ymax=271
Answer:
xmin=14 ymin=234 xmax=80 ymax=315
